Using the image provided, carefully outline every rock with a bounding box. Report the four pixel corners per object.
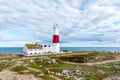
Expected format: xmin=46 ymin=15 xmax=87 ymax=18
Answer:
xmin=51 ymin=59 xmax=57 ymax=64
xmin=62 ymin=70 xmax=70 ymax=77
xmin=111 ymin=55 xmax=116 ymax=59
xmin=62 ymin=70 xmax=70 ymax=75
xmin=74 ymin=76 xmax=78 ymax=80
xmin=98 ymin=70 xmax=105 ymax=74
xmin=75 ymin=70 xmax=80 ymax=74
xmin=29 ymin=60 xmax=34 ymax=63
xmin=113 ymin=65 xmax=120 ymax=69
xmin=73 ymin=70 xmax=84 ymax=75
xmin=47 ymin=59 xmax=57 ymax=64
xmin=50 ymin=71 xmax=55 ymax=74
xmin=103 ymin=76 xmax=120 ymax=80
xmin=14 ymin=76 xmax=17 ymax=80
xmin=23 ymin=70 xmax=29 ymax=73
xmin=56 ymin=73 xmax=62 ymax=76
xmin=38 ymin=73 xmax=44 ymax=76
xmin=61 ymin=69 xmax=84 ymax=78
xmin=0 ymin=60 xmax=10 ymax=63
xmin=45 ymin=69 xmax=50 ymax=74
xmin=95 ymin=57 xmax=99 ymax=60
xmin=40 ymin=59 xmax=43 ymax=62
xmin=47 ymin=61 xmax=52 ymax=64
xmin=23 ymin=64 xmax=28 ymax=67
xmin=74 ymin=76 xmax=86 ymax=80
xmin=39 ymin=65 xmax=42 ymax=67
xmin=79 ymin=77 xmax=86 ymax=80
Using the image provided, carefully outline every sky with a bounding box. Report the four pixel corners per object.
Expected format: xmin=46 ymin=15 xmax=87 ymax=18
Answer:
xmin=0 ymin=0 xmax=120 ymax=47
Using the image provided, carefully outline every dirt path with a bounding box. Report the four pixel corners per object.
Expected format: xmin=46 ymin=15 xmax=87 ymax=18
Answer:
xmin=50 ymin=75 xmax=62 ymax=80
xmin=62 ymin=59 xmax=120 ymax=66
xmin=13 ymin=56 xmax=49 ymax=61
xmin=82 ymin=59 xmax=120 ymax=66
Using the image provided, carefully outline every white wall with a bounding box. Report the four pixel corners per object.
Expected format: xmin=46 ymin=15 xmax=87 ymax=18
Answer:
xmin=23 ymin=44 xmax=53 ymax=56
xmin=27 ymin=49 xmax=43 ymax=56
xmin=42 ymin=45 xmax=53 ymax=53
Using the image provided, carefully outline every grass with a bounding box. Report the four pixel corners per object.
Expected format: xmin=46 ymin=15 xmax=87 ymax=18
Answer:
xmin=0 ymin=55 xmax=19 ymax=60
xmin=58 ymin=51 xmax=114 ymax=63
xmin=0 ymin=62 xmax=12 ymax=71
xmin=0 ymin=54 xmax=6 ymax=56
xmin=25 ymin=53 xmax=120 ymax=80
xmin=55 ymin=75 xmax=74 ymax=80
xmin=11 ymin=65 xmax=56 ymax=80
xmin=41 ymin=75 xmax=56 ymax=80
xmin=28 ymin=58 xmax=76 ymax=73
xmin=11 ymin=66 xmax=28 ymax=74
xmin=29 ymin=70 xmax=41 ymax=76
xmin=48 ymin=63 xmax=76 ymax=72
xmin=0 ymin=51 xmax=120 ymax=80
xmin=79 ymin=62 xmax=120 ymax=80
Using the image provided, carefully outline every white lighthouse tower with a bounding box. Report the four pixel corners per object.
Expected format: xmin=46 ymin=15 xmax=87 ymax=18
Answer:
xmin=53 ymin=23 xmax=60 ymax=53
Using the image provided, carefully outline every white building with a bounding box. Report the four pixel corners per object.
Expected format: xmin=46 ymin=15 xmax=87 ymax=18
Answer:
xmin=23 ymin=23 xmax=60 ymax=56
xmin=23 ymin=43 xmax=53 ymax=56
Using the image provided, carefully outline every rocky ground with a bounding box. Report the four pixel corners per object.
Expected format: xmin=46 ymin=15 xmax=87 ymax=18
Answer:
xmin=0 ymin=70 xmax=42 ymax=80
xmin=0 ymin=51 xmax=120 ymax=80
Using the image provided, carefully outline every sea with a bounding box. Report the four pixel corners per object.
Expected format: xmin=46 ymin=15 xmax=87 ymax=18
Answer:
xmin=0 ymin=47 xmax=120 ymax=54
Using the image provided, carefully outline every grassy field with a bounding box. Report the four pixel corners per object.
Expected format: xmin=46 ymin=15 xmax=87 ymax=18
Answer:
xmin=0 ymin=51 xmax=120 ymax=80
xmin=57 ymin=51 xmax=115 ymax=63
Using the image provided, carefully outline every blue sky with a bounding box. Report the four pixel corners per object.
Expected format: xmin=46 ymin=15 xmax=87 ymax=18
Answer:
xmin=0 ymin=0 xmax=120 ymax=47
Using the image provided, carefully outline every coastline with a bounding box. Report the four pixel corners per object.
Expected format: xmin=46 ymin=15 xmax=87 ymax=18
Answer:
xmin=1 ymin=47 xmax=120 ymax=54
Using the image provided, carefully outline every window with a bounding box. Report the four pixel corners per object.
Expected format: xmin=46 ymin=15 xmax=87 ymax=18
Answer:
xmin=41 ymin=45 xmax=43 ymax=47
xmin=30 ymin=53 xmax=32 ymax=54
xmin=48 ymin=45 xmax=50 ymax=47
xmin=35 ymin=53 xmax=37 ymax=54
xmin=44 ymin=45 xmax=47 ymax=47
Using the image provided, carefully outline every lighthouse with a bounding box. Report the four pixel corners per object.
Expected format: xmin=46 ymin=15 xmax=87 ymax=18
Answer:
xmin=53 ymin=23 xmax=60 ymax=53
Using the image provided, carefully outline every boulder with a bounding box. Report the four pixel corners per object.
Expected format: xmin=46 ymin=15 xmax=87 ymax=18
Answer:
xmin=51 ymin=59 xmax=57 ymax=64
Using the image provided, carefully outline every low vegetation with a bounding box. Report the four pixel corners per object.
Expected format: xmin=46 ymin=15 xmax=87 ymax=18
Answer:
xmin=0 ymin=51 xmax=120 ymax=80
xmin=58 ymin=51 xmax=115 ymax=63
xmin=0 ymin=60 xmax=12 ymax=71
xmin=11 ymin=66 xmax=28 ymax=74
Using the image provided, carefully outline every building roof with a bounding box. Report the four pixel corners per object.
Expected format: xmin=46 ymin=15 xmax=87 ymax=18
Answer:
xmin=25 ymin=43 xmax=42 ymax=49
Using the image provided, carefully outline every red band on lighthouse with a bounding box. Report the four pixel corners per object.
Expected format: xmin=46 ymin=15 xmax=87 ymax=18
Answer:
xmin=53 ymin=35 xmax=59 ymax=43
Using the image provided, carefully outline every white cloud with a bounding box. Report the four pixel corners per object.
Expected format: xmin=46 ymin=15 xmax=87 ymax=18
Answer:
xmin=0 ymin=0 xmax=120 ymax=47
